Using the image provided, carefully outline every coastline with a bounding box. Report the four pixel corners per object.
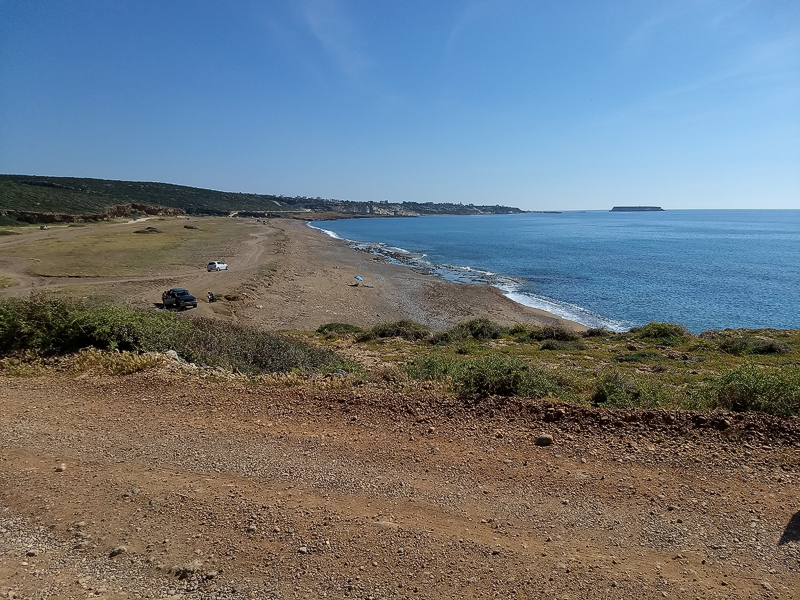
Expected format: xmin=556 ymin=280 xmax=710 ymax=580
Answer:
xmin=248 ymin=219 xmax=585 ymax=331
xmin=307 ymin=220 xmax=630 ymax=331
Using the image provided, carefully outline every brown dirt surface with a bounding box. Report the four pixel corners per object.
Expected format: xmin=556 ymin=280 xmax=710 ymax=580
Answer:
xmin=1 ymin=368 xmax=798 ymax=599
xmin=0 ymin=217 xmax=581 ymax=332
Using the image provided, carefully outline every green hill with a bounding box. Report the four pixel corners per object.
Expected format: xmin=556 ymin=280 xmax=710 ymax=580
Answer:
xmin=0 ymin=175 xmax=524 ymax=221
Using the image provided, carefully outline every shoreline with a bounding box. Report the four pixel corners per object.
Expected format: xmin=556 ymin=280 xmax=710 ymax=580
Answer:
xmin=249 ymin=218 xmax=586 ymax=332
xmin=0 ymin=215 xmax=587 ymax=332
xmin=304 ymin=219 xmax=598 ymax=331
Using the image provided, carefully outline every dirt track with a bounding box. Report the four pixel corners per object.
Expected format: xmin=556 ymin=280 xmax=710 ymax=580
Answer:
xmin=1 ymin=369 xmax=798 ymax=599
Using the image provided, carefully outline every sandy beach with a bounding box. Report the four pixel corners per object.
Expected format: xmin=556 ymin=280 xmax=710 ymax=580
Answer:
xmin=228 ymin=218 xmax=585 ymax=331
xmin=0 ymin=216 xmax=585 ymax=332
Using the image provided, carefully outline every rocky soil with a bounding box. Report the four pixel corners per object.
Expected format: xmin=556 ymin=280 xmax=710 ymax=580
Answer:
xmin=1 ymin=369 xmax=799 ymax=599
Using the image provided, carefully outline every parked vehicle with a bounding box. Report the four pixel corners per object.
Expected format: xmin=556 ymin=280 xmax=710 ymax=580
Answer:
xmin=161 ymin=288 xmax=197 ymax=310
xmin=207 ymin=261 xmax=228 ymax=271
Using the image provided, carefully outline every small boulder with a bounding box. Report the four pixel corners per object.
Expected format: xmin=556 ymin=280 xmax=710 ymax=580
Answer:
xmin=535 ymin=434 xmax=554 ymax=447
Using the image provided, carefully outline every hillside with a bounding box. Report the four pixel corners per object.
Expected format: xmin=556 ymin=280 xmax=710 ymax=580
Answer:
xmin=0 ymin=175 xmax=525 ymax=222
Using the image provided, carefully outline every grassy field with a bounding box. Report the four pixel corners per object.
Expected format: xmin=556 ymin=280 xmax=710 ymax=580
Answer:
xmin=0 ymin=218 xmax=248 ymax=277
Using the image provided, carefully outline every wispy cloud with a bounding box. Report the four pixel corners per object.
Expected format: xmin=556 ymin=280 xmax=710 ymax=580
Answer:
xmin=604 ymin=32 xmax=800 ymax=131
xmin=621 ymin=1 xmax=697 ymax=57
xmin=708 ymin=0 xmax=754 ymax=29
xmin=300 ymin=0 xmax=372 ymax=77
xmin=650 ymin=32 xmax=799 ymax=105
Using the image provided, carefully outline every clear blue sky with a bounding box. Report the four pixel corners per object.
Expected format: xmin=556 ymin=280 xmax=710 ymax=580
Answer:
xmin=1 ymin=1 xmax=798 ymax=210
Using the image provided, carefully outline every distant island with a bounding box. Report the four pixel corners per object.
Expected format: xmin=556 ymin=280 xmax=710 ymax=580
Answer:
xmin=611 ymin=206 xmax=664 ymax=212
xmin=0 ymin=175 xmax=525 ymax=223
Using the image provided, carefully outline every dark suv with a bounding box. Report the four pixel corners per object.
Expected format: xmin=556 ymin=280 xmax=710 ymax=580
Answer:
xmin=162 ymin=288 xmax=197 ymax=310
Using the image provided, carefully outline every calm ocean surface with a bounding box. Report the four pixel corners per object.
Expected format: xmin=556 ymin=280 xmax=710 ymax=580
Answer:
xmin=311 ymin=210 xmax=800 ymax=332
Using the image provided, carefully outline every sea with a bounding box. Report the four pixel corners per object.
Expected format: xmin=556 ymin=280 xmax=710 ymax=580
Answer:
xmin=309 ymin=210 xmax=800 ymax=333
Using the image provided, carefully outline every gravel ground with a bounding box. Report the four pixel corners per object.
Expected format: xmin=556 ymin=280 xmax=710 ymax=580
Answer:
xmin=1 ymin=370 xmax=799 ymax=599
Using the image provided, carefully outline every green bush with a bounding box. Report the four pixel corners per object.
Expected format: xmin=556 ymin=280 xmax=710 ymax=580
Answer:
xmin=591 ymin=370 xmax=674 ymax=409
xmin=0 ymin=215 xmax=28 ymax=227
xmin=0 ymin=295 xmax=181 ymax=354
xmin=455 ymin=354 xmax=529 ymax=398
xmin=0 ymin=296 xmax=354 ymax=376
xmin=316 ymin=322 xmax=363 ymax=335
xmin=635 ymin=322 xmax=689 ymax=340
xmin=172 ymin=317 xmax=355 ymax=375
xmin=514 ymin=324 xmax=579 ymax=342
xmin=718 ymin=336 xmax=791 ymax=356
xmin=451 ymin=318 xmax=507 ymax=341
xmin=428 ymin=319 xmax=506 ymax=345
xmin=404 ymin=354 xmax=460 ymax=381
xmin=700 ymin=364 xmax=800 ymax=416
xmin=404 ymin=353 xmax=566 ymax=400
xmin=508 ymin=324 xmax=530 ymax=336
xmin=357 ymin=319 xmax=429 ymax=342
xmin=517 ymin=367 xmax=568 ymax=400
xmin=582 ymin=327 xmax=610 ymax=338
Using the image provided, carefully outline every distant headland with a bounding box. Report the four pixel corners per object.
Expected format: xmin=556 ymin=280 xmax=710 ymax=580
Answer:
xmin=0 ymin=174 xmax=525 ymax=222
xmin=610 ymin=206 xmax=665 ymax=212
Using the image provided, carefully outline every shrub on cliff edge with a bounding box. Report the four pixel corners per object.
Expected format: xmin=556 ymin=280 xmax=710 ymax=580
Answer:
xmin=697 ymin=364 xmax=800 ymax=417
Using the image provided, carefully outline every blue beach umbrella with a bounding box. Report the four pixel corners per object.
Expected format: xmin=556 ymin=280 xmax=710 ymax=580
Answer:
xmin=354 ymin=276 xmax=364 ymax=282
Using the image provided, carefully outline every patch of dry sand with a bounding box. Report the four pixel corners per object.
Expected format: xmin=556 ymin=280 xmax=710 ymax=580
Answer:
xmin=215 ymin=219 xmax=585 ymax=331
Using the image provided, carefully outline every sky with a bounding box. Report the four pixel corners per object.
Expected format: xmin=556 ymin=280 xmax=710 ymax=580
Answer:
xmin=1 ymin=1 xmax=798 ymax=210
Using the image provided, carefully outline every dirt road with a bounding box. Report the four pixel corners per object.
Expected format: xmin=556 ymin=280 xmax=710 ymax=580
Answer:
xmin=1 ymin=369 xmax=798 ymax=599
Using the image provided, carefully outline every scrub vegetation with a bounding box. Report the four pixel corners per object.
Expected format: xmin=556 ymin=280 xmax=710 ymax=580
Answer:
xmin=2 ymin=295 xmax=798 ymax=417
xmin=0 ymin=295 xmax=356 ymax=376
xmin=314 ymin=319 xmax=800 ymax=417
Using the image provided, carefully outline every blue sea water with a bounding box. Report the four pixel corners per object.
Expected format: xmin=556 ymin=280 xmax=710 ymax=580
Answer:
xmin=310 ymin=210 xmax=800 ymax=332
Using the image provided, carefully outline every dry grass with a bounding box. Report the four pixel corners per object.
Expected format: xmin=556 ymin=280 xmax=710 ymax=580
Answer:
xmin=256 ymin=371 xmax=362 ymax=390
xmin=71 ymin=348 xmax=166 ymax=375
xmin=0 ymin=351 xmax=48 ymax=377
xmin=0 ymin=218 xmax=250 ymax=277
xmin=0 ymin=275 xmax=18 ymax=289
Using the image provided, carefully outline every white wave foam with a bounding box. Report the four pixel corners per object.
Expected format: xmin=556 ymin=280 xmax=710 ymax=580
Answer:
xmin=504 ymin=290 xmax=630 ymax=331
xmin=307 ymin=221 xmax=630 ymax=331
xmin=306 ymin=222 xmax=344 ymax=240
